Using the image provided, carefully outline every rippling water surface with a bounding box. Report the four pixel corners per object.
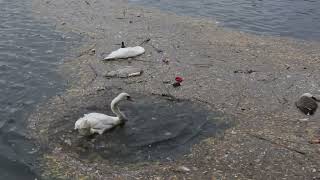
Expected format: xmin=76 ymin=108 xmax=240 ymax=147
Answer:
xmin=129 ymin=0 xmax=320 ymax=41
xmin=0 ymin=0 xmax=81 ymax=179
xmin=1 ymin=0 xmax=320 ymax=179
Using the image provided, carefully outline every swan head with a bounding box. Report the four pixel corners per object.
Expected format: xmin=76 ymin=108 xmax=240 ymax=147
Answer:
xmin=110 ymin=92 xmax=132 ymax=121
xmin=116 ymin=92 xmax=133 ymax=102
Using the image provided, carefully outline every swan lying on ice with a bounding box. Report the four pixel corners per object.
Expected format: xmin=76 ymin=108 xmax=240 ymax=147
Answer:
xmin=75 ymin=92 xmax=133 ymax=135
xmin=103 ymin=45 xmax=145 ymax=60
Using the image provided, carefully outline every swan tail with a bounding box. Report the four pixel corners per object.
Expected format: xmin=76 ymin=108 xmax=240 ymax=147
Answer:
xmin=74 ymin=117 xmax=89 ymax=129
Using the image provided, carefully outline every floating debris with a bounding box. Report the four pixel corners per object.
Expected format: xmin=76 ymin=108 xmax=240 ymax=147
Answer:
xmin=45 ymin=50 xmax=53 ymax=54
xmin=104 ymin=66 xmax=143 ymax=78
xmin=162 ymin=80 xmax=171 ymax=84
xmin=103 ymin=46 xmax=145 ymax=60
xmin=162 ymin=56 xmax=170 ymax=64
xmin=175 ymin=77 xmax=183 ymax=82
xmin=309 ymin=139 xmax=320 ymax=144
xmin=295 ymin=93 xmax=319 ymax=115
xmin=174 ymin=166 xmax=191 ymax=173
xmin=173 ymin=76 xmax=183 ymax=87
xmin=233 ymin=69 xmax=257 ymax=74
xmin=128 ymin=71 xmax=142 ymax=77
xmin=64 ymin=139 xmax=72 ymax=146
xmin=89 ymin=48 xmax=95 ymax=55
xmin=173 ymin=82 xmax=181 ymax=87
xmin=298 ymin=118 xmax=309 ymax=122
xmin=139 ymin=38 xmax=151 ymax=46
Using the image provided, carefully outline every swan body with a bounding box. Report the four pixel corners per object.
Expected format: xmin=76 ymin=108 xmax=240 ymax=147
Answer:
xmin=75 ymin=92 xmax=132 ymax=135
xmin=103 ymin=46 xmax=145 ymax=60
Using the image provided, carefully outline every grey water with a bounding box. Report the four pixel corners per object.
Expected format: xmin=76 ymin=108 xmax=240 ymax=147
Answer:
xmin=1 ymin=0 xmax=319 ymax=179
xmin=0 ymin=0 xmax=81 ymax=179
xmin=51 ymin=92 xmax=233 ymax=164
xmin=129 ymin=0 xmax=320 ymax=41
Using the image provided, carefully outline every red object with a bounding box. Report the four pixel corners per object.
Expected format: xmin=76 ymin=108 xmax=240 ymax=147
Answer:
xmin=175 ymin=76 xmax=183 ymax=83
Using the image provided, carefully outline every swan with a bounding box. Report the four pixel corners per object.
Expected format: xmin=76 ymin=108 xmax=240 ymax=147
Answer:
xmin=103 ymin=46 xmax=145 ymax=60
xmin=295 ymin=93 xmax=319 ymax=115
xmin=75 ymin=92 xmax=133 ymax=135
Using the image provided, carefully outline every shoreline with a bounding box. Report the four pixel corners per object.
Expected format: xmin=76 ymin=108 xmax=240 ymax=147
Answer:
xmin=30 ymin=0 xmax=320 ymax=179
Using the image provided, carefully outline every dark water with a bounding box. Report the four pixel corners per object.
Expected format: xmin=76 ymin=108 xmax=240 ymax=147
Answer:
xmin=129 ymin=0 xmax=320 ymax=41
xmin=0 ymin=0 xmax=81 ymax=179
xmin=50 ymin=92 xmax=233 ymax=164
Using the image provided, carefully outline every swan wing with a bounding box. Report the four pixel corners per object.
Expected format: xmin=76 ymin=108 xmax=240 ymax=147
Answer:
xmin=103 ymin=46 xmax=145 ymax=60
xmin=84 ymin=113 xmax=112 ymax=120
xmin=84 ymin=113 xmax=118 ymax=128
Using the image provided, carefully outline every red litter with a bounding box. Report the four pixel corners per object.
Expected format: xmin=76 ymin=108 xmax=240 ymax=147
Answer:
xmin=173 ymin=76 xmax=183 ymax=87
xmin=175 ymin=76 xmax=183 ymax=83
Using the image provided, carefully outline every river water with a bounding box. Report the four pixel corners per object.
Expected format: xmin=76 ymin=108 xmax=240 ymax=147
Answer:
xmin=0 ymin=0 xmax=81 ymax=179
xmin=129 ymin=0 xmax=320 ymax=41
xmin=1 ymin=0 xmax=320 ymax=179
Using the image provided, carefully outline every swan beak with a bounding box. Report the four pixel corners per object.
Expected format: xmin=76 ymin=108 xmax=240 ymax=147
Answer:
xmin=127 ymin=96 xmax=134 ymax=102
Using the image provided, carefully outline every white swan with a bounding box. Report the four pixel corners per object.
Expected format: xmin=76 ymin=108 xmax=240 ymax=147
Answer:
xmin=74 ymin=92 xmax=133 ymax=135
xmin=103 ymin=46 xmax=145 ymax=60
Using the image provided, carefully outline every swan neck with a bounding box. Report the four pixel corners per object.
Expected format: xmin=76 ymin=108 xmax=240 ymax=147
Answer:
xmin=111 ymin=97 xmax=125 ymax=120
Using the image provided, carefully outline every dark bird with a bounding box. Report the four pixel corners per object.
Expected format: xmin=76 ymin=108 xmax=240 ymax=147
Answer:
xmin=295 ymin=93 xmax=319 ymax=115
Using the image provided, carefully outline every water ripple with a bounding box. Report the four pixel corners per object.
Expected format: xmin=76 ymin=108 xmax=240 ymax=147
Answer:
xmin=0 ymin=0 xmax=81 ymax=179
xmin=129 ymin=0 xmax=320 ymax=40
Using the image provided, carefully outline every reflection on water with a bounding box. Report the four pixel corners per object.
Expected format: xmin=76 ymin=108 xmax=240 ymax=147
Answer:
xmin=0 ymin=0 xmax=81 ymax=179
xmin=129 ymin=0 xmax=320 ymax=41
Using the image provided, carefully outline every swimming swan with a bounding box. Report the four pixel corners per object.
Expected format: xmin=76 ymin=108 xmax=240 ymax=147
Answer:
xmin=103 ymin=46 xmax=145 ymax=60
xmin=74 ymin=92 xmax=133 ymax=135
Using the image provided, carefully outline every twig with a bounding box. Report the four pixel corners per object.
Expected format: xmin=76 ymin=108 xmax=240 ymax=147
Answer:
xmin=286 ymin=83 xmax=294 ymax=90
xmin=139 ymin=38 xmax=151 ymax=46
xmin=123 ymin=9 xmax=126 ymax=18
xmin=87 ymin=63 xmax=98 ymax=86
xmin=151 ymin=92 xmax=180 ymax=102
xmin=84 ymin=0 xmax=90 ymax=6
xmin=150 ymin=43 xmax=163 ymax=53
xmin=233 ymin=69 xmax=257 ymax=74
xmin=246 ymin=133 xmax=306 ymax=155
xmin=233 ymin=83 xmax=246 ymax=111
xmin=57 ymin=94 xmax=66 ymax=103
xmin=134 ymin=58 xmax=154 ymax=63
xmin=271 ymin=89 xmax=287 ymax=105
xmin=76 ymin=44 xmax=96 ymax=57
xmin=160 ymin=93 xmax=180 ymax=101
xmin=193 ymin=97 xmax=216 ymax=108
